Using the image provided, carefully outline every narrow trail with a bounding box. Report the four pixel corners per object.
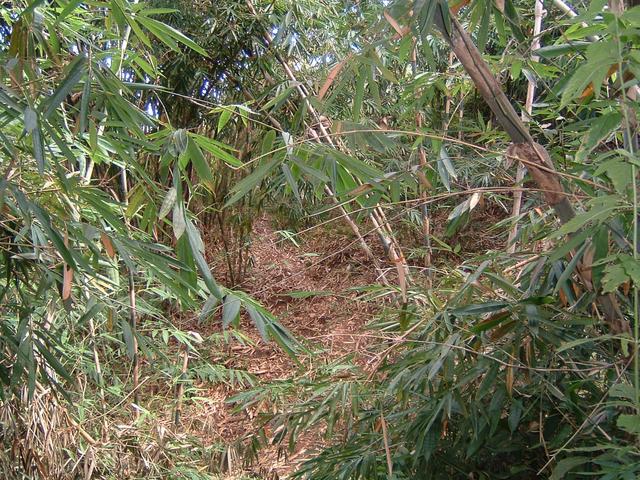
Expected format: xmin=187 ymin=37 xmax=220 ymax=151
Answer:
xmin=170 ymin=204 xmax=508 ymax=477
xmin=178 ymin=216 xmax=384 ymax=477
xmin=240 ymin=217 xmax=380 ymax=370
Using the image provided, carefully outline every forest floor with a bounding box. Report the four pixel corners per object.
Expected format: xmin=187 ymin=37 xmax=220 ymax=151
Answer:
xmin=170 ymin=202 xmax=507 ymax=478
xmin=175 ymin=215 xmax=387 ymax=478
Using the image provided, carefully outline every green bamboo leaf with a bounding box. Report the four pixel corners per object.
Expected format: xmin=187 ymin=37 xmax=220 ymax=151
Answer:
xmin=186 ymin=138 xmax=215 ymax=185
xmin=127 ymin=16 xmax=153 ymax=49
xmin=24 ymin=107 xmax=37 ymax=132
xmin=217 ymin=108 xmax=233 ymax=133
xmin=556 ymin=204 xmax=618 ymax=236
xmin=137 ymin=15 xmax=208 ymax=56
xmin=261 ymin=130 xmax=277 ymax=157
xmin=198 ymin=295 xmax=219 ymax=323
xmin=577 ymin=112 xmax=621 ymax=162
xmin=225 ymin=157 xmax=280 ymax=207
xmin=184 ymin=213 xmax=222 ymax=299
xmin=30 ymin=203 xmax=77 ymax=269
xmin=158 ymin=187 xmax=177 ymax=220
xmin=245 ymin=305 xmax=269 ymax=341
xmin=222 ymin=294 xmax=241 ymax=328
xmin=617 ymin=414 xmax=640 ymax=435
xmin=553 ymin=242 xmax=588 ymax=295
xmin=536 ymin=42 xmax=590 ymax=58
xmin=557 ymin=335 xmax=615 ymax=353
xmin=281 ymin=163 xmax=302 ymax=205
xmin=79 ymin=74 xmax=91 ymax=134
xmin=32 ymin=126 xmax=45 ymax=174
xmin=33 ymin=338 xmax=73 ymax=383
xmin=452 ymin=301 xmax=509 ymax=316
xmin=172 ymin=202 xmax=186 ymax=239
xmin=20 ymin=0 xmax=45 ymax=17
xmin=42 ymin=54 xmax=87 ymax=120
xmin=550 ymin=457 xmax=589 ymax=480
xmin=269 ymin=322 xmax=302 ymax=364
xmin=594 ymin=157 xmax=633 ymax=194
xmin=55 ymin=0 xmax=84 ymax=22
xmin=191 ymin=133 xmax=241 ymax=167
xmin=120 ymin=318 xmax=136 ymax=359
xmin=353 ymin=66 xmax=365 ymax=122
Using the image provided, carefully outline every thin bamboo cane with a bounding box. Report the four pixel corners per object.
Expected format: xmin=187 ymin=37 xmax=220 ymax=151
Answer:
xmin=507 ymin=0 xmax=544 ymax=254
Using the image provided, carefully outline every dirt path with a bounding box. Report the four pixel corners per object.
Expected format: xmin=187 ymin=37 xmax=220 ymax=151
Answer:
xmin=178 ymin=216 xmax=383 ymax=477
xmin=241 ymin=217 xmax=380 ymax=370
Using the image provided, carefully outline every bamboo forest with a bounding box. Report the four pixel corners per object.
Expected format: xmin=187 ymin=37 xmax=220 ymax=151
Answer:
xmin=2 ymin=0 xmax=640 ymax=478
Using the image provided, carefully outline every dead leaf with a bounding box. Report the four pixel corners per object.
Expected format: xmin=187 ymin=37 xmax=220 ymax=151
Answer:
xmin=62 ymin=264 xmax=73 ymax=300
xmin=450 ymin=0 xmax=471 ymax=14
xmin=101 ymin=232 xmax=116 ymax=259
xmin=384 ymin=10 xmax=411 ymax=39
xmin=62 ymin=231 xmax=73 ymax=300
xmin=318 ymin=54 xmax=353 ymax=100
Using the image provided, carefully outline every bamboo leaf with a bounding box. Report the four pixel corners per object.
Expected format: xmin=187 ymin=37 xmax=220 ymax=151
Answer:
xmin=222 ymin=294 xmax=241 ymax=328
xmin=191 ymin=133 xmax=241 ymax=167
xmin=225 ymin=157 xmax=280 ymax=207
xmin=172 ymin=202 xmax=186 ymax=239
xmin=186 ymin=138 xmax=215 ymax=185
xmin=137 ymin=15 xmax=208 ymax=56
xmin=41 ymin=54 xmax=87 ymax=120
xmin=577 ymin=112 xmax=621 ymax=162
xmin=184 ymin=212 xmax=222 ymax=299
xmin=217 ymin=108 xmax=233 ymax=133
xmin=199 ymin=295 xmax=219 ymax=323
xmin=158 ymin=187 xmax=177 ymax=220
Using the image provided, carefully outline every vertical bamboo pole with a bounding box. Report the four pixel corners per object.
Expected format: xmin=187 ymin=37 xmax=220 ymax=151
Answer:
xmin=412 ymin=43 xmax=432 ymax=281
xmin=115 ymin=2 xmax=141 ymax=418
xmin=173 ymin=346 xmax=190 ymax=427
xmin=507 ymin=0 xmax=544 ymax=253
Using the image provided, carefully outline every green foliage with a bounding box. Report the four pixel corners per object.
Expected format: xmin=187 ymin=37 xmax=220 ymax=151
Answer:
xmin=4 ymin=0 xmax=640 ymax=478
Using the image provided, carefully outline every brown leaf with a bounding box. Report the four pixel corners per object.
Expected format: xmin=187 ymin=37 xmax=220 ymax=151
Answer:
xmin=107 ymin=308 xmax=114 ymax=331
xmin=62 ymin=230 xmax=73 ymax=300
xmin=416 ymin=170 xmax=433 ymax=190
xmin=62 ymin=264 xmax=73 ymax=300
xmin=318 ymin=54 xmax=352 ymax=100
xmin=101 ymin=232 xmax=116 ymax=259
xmin=559 ymin=287 xmax=568 ymax=307
xmin=394 ymin=253 xmax=407 ymax=304
xmin=489 ymin=319 xmax=516 ymax=341
xmin=383 ymin=10 xmax=411 ymax=39
xmin=450 ymin=0 xmax=471 ymax=14
xmin=580 ymin=243 xmax=595 ymax=287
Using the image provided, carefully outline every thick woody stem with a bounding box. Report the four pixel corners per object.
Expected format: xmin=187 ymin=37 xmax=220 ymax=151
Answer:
xmin=435 ymin=6 xmax=628 ymax=333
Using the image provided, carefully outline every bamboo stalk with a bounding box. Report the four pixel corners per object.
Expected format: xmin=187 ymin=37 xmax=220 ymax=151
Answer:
xmin=127 ymin=269 xmax=140 ymax=419
xmin=507 ymin=0 xmax=544 ymax=254
xmin=412 ymin=43 xmax=432 ymax=281
xmin=88 ymin=317 xmax=109 ymax=441
xmin=115 ymin=3 xmax=141 ymax=418
xmin=433 ymin=6 xmax=629 ymax=334
xmin=173 ymin=346 xmax=190 ymax=427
